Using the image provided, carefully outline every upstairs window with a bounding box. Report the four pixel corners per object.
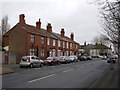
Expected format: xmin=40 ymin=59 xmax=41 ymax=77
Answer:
xmin=53 ymin=39 xmax=56 ymax=46
xmin=70 ymin=43 xmax=72 ymax=49
xmin=76 ymin=44 xmax=78 ymax=49
xmin=47 ymin=37 xmax=50 ymax=45
xmin=41 ymin=37 xmax=45 ymax=44
xmin=58 ymin=40 xmax=61 ymax=47
xmin=67 ymin=42 xmax=69 ymax=48
xmin=31 ymin=35 xmax=35 ymax=43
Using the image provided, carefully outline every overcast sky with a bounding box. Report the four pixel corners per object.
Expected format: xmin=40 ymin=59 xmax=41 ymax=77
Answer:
xmin=0 ymin=0 xmax=102 ymax=45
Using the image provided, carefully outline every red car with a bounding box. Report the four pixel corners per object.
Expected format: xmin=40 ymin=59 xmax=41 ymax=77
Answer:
xmin=43 ymin=57 xmax=60 ymax=66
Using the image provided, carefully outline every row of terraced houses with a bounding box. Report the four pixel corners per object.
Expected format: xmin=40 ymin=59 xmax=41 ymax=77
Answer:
xmin=3 ymin=14 xmax=79 ymax=63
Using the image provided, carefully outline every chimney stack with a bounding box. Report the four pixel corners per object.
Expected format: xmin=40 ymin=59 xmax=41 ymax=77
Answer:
xmin=47 ymin=23 xmax=52 ymax=33
xmin=19 ymin=14 xmax=25 ymax=24
xmin=36 ymin=19 xmax=41 ymax=30
xmin=61 ymin=28 xmax=65 ymax=37
xmin=70 ymin=32 xmax=74 ymax=41
xmin=84 ymin=41 xmax=86 ymax=46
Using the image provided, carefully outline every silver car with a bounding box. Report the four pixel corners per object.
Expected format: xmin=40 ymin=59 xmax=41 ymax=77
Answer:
xmin=20 ymin=56 xmax=43 ymax=68
xmin=68 ymin=56 xmax=79 ymax=62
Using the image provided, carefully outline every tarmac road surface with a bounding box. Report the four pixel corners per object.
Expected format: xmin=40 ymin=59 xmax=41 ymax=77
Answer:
xmin=2 ymin=59 xmax=110 ymax=88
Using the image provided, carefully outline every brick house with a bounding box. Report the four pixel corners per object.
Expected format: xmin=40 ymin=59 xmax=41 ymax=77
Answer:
xmin=3 ymin=14 xmax=79 ymax=63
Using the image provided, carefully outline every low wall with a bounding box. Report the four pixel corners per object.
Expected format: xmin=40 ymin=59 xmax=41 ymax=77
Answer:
xmin=1 ymin=51 xmax=16 ymax=64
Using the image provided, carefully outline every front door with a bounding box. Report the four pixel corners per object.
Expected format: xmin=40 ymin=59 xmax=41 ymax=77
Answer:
xmin=36 ymin=47 xmax=38 ymax=57
xmin=47 ymin=51 xmax=49 ymax=57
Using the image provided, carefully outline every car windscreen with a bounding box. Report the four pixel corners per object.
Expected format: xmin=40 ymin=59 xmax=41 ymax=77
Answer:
xmin=47 ymin=57 xmax=53 ymax=60
xmin=81 ymin=56 xmax=85 ymax=58
xmin=22 ymin=57 xmax=30 ymax=61
xmin=59 ymin=57 xmax=64 ymax=59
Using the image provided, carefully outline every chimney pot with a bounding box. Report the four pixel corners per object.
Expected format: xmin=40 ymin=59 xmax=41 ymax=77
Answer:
xmin=19 ymin=14 xmax=25 ymax=24
xmin=61 ymin=28 xmax=65 ymax=36
xmin=47 ymin=23 xmax=52 ymax=33
xmin=70 ymin=32 xmax=74 ymax=41
xmin=84 ymin=41 xmax=87 ymax=46
xmin=36 ymin=19 xmax=41 ymax=30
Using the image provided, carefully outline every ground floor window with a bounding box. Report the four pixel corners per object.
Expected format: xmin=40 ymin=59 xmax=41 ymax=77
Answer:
xmin=61 ymin=51 xmax=63 ymax=56
xmin=70 ymin=51 xmax=73 ymax=55
xmin=49 ymin=49 xmax=56 ymax=57
xmin=53 ymin=49 xmax=56 ymax=57
xmin=41 ymin=49 xmax=45 ymax=57
xmin=30 ymin=48 xmax=35 ymax=56
xmin=58 ymin=50 xmax=61 ymax=56
xmin=66 ymin=51 xmax=69 ymax=56
xmin=64 ymin=51 xmax=67 ymax=56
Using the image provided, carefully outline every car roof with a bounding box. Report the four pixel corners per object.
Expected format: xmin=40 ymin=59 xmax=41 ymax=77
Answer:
xmin=22 ymin=56 xmax=37 ymax=57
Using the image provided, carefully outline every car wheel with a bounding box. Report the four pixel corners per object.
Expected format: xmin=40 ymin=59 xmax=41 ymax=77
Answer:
xmin=20 ymin=66 xmax=23 ymax=68
xmin=29 ymin=64 xmax=33 ymax=68
xmin=49 ymin=63 xmax=53 ymax=66
xmin=107 ymin=61 xmax=110 ymax=63
xmin=40 ymin=63 xmax=43 ymax=67
xmin=113 ymin=61 xmax=115 ymax=63
xmin=57 ymin=62 xmax=60 ymax=65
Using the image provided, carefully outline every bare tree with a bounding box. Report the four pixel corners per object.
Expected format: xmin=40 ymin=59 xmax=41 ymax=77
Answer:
xmin=1 ymin=15 xmax=10 ymax=35
xmin=93 ymin=34 xmax=109 ymax=45
xmin=94 ymin=0 xmax=120 ymax=60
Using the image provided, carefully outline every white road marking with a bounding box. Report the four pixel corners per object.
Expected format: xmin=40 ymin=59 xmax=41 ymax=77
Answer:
xmin=81 ymin=66 xmax=85 ymax=67
xmin=35 ymin=68 xmax=40 ymax=70
xmin=62 ymin=69 xmax=74 ymax=73
xmin=28 ymin=74 xmax=55 ymax=83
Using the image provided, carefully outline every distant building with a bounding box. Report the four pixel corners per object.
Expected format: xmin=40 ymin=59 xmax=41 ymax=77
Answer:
xmin=3 ymin=14 xmax=79 ymax=63
xmin=79 ymin=42 xmax=112 ymax=57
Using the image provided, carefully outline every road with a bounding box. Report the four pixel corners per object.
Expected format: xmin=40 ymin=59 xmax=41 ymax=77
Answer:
xmin=2 ymin=59 xmax=110 ymax=88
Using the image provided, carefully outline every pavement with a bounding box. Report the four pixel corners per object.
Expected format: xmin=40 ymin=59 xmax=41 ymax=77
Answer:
xmin=0 ymin=64 xmax=19 ymax=74
xmin=0 ymin=60 xmax=119 ymax=88
xmin=89 ymin=62 xmax=119 ymax=89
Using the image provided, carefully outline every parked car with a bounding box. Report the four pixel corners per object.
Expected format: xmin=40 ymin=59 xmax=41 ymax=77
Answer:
xmin=58 ymin=56 xmax=69 ymax=64
xmin=107 ymin=56 xmax=117 ymax=63
xmin=86 ymin=56 xmax=92 ymax=60
xmin=43 ymin=57 xmax=60 ymax=66
xmin=102 ymin=56 xmax=107 ymax=60
xmin=68 ymin=55 xmax=79 ymax=62
xmin=78 ymin=56 xmax=87 ymax=61
xmin=91 ymin=56 xmax=99 ymax=58
xmin=20 ymin=56 xmax=44 ymax=68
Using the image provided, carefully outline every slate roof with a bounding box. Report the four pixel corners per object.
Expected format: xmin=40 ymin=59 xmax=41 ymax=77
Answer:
xmin=52 ymin=32 xmax=76 ymax=43
xmin=4 ymin=23 xmax=78 ymax=44
xmin=4 ymin=23 xmax=57 ymax=39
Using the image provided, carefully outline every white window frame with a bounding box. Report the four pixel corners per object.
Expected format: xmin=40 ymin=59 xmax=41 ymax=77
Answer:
xmin=76 ymin=44 xmax=78 ymax=49
xmin=30 ymin=48 xmax=35 ymax=56
xmin=70 ymin=43 xmax=72 ymax=49
xmin=47 ymin=37 xmax=50 ymax=45
xmin=53 ymin=39 xmax=56 ymax=46
xmin=58 ymin=50 xmax=61 ymax=56
xmin=53 ymin=49 xmax=56 ymax=56
xmin=58 ymin=40 xmax=61 ymax=47
xmin=41 ymin=37 xmax=45 ymax=44
xmin=31 ymin=34 xmax=35 ymax=43
xmin=67 ymin=42 xmax=69 ymax=48
xmin=41 ymin=48 xmax=45 ymax=57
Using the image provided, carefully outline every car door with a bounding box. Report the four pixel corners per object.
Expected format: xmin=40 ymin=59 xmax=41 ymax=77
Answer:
xmin=35 ymin=57 xmax=41 ymax=65
xmin=31 ymin=56 xmax=38 ymax=66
